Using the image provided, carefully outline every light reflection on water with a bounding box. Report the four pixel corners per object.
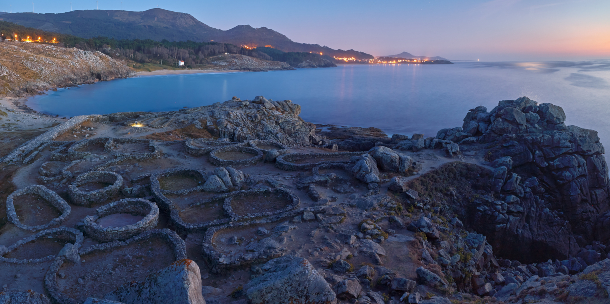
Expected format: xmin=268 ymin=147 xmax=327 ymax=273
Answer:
xmin=28 ymin=61 xmax=610 ymax=152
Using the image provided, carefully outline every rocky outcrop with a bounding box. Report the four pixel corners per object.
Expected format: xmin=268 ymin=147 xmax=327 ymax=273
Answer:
xmin=444 ymin=97 xmax=610 ymax=262
xmin=105 ymin=96 xmax=316 ymax=146
xmin=244 ymin=255 xmax=337 ymax=304
xmin=104 ymin=259 xmax=205 ymax=304
xmin=0 ymin=42 xmax=133 ymax=97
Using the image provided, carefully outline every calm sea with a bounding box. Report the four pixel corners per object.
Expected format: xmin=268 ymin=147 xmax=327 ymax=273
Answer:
xmin=28 ymin=61 xmax=610 ymax=144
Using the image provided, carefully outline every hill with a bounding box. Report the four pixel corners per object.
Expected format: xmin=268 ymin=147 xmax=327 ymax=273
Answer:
xmin=0 ymin=41 xmax=132 ymax=96
xmin=385 ymin=51 xmax=447 ymax=61
xmin=0 ymin=8 xmax=373 ymax=60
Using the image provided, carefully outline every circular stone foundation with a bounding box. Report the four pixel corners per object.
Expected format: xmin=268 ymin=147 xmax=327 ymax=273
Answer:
xmin=248 ymin=140 xmax=287 ymax=152
xmin=155 ymin=169 xmax=206 ymax=195
xmin=209 ymin=146 xmax=263 ymax=166
xmin=0 ymin=227 xmax=83 ymax=264
xmin=39 ymin=161 xmax=69 ymax=177
xmin=275 ymin=151 xmax=363 ymax=171
xmin=45 ymin=229 xmax=186 ymax=304
xmin=223 ymin=188 xmax=300 ymax=221
xmin=67 ymin=137 xmax=111 ymax=159
xmin=185 ymin=138 xmax=235 ymax=156
xmin=6 ymin=185 xmax=71 ymax=231
xmin=108 ymin=138 xmax=160 ymax=159
xmin=82 ymin=198 xmax=159 ymax=242
xmin=69 ymin=171 xmax=123 ymax=206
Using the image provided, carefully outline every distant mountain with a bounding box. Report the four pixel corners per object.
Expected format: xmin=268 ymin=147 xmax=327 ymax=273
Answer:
xmin=0 ymin=8 xmax=373 ymax=60
xmin=385 ymin=52 xmax=447 ymax=61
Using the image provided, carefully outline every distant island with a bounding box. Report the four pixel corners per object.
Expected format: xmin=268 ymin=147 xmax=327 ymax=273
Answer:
xmin=385 ymin=51 xmax=448 ymax=61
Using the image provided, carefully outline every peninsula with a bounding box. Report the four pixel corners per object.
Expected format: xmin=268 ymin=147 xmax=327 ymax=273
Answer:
xmin=0 ymin=83 xmax=609 ymax=304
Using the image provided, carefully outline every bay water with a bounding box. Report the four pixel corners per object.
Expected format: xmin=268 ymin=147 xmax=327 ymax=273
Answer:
xmin=28 ymin=61 xmax=610 ymax=147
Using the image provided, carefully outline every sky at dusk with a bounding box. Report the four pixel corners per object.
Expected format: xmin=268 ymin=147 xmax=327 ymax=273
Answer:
xmin=2 ymin=0 xmax=609 ymax=61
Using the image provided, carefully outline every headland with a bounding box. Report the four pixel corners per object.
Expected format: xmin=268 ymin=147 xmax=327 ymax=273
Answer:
xmin=0 ymin=90 xmax=609 ymax=303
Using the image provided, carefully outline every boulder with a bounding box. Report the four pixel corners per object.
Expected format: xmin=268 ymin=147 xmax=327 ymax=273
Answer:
xmin=436 ymin=127 xmax=469 ymax=143
xmin=444 ymin=142 xmax=460 ymax=156
xmin=104 ymin=259 xmax=205 ymax=304
xmin=359 ymin=239 xmax=386 ymax=257
xmin=495 ymin=283 xmax=518 ymax=299
xmin=332 ymin=260 xmax=352 ymax=273
xmin=476 ymin=283 xmax=492 ymax=296
xmin=226 ymin=167 xmax=245 ymax=189
xmin=202 ymin=175 xmax=228 ymax=192
xmin=390 ymin=278 xmax=416 ymax=293
xmin=244 ymin=256 xmax=337 ymax=304
xmin=407 ymin=216 xmax=440 ymax=240
xmin=388 ymin=176 xmax=409 ymax=193
xmin=578 ymin=249 xmax=601 ymax=266
xmin=538 ymin=103 xmax=566 ymax=125
xmin=408 ymin=292 xmax=420 ymax=303
xmin=212 ymin=167 xmax=232 ymax=189
xmin=357 ymin=265 xmax=375 ymax=279
xmin=369 ymin=146 xmax=400 ymax=172
xmin=352 ymin=154 xmax=380 ymax=184
xmin=416 ymin=267 xmax=448 ymax=289
xmin=335 ymin=279 xmax=361 ymax=300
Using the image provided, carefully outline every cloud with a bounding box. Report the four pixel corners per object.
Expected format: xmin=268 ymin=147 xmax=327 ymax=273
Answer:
xmin=565 ymin=73 xmax=610 ymax=89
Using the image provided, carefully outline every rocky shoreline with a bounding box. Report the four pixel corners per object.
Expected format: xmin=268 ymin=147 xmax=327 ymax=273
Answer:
xmin=0 ymin=42 xmax=133 ymax=98
xmin=0 ymin=94 xmax=609 ymax=304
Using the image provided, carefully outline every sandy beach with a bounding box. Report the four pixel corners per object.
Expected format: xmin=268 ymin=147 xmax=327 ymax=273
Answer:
xmin=136 ymin=69 xmax=242 ymax=77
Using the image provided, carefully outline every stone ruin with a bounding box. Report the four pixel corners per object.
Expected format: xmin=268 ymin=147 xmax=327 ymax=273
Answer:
xmin=0 ymin=96 xmax=609 ymax=303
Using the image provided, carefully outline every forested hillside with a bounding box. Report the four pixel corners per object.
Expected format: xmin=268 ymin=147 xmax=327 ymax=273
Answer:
xmin=0 ymin=8 xmax=373 ymax=60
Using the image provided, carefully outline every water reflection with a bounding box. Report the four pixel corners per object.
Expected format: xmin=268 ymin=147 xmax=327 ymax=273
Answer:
xmin=565 ymin=73 xmax=610 ymax=89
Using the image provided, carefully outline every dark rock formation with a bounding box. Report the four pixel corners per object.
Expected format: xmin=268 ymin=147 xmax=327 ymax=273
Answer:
xmin=244 ymin=256 xmax=337 ymax=304
xmin=446 ymin=97 xmax=610 ymax=262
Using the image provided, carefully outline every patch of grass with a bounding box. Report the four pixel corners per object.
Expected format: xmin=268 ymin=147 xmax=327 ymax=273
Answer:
xmin=580 ymin=270 xmax=607 ymax=296
xmin=457 ymin=248 xmax=473 ymax=264
xmin=415 ymin=231 xmax=428 ymax=242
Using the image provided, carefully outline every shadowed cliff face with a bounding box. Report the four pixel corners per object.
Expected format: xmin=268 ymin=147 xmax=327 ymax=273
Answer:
xmin=438 ymin=97 xmax=610 ymax=262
